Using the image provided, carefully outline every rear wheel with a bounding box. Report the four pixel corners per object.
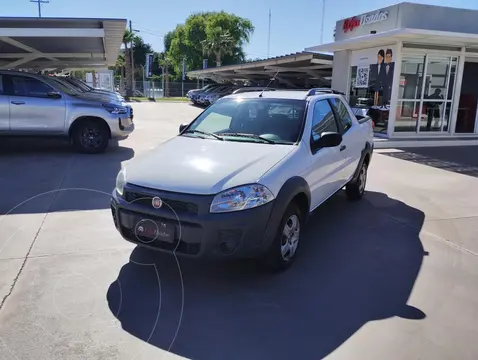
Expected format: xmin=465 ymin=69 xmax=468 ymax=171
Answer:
xmin=346 ymin=160 xmax=368 ymax=200
xmin=71 ymin=120 xmax=109 ymax=154
xmin=262 ymin=202 xmax=303 ymax=271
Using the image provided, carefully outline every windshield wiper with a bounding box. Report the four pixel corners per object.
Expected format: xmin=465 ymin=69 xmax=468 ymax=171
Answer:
xmin=183 ymin=129 xmax=224 ymax=140
xmin=218 ymin=132 xmax=276 ymax=144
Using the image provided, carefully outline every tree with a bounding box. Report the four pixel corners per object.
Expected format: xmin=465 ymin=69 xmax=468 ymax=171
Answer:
xmin=115 ymin=54 xmax=125 ymax=79
xmin=132 ymin=36 xmax=154 ymax=69
xmin=157 ymin=52 xmax=173 ymax=97
xmin=166 ymin=12 xmax=254 ymax=77
xmin=201 ymin=27 xmax=235 ymax=67
xmin=123 ymin=29 xmax=135 ymax=97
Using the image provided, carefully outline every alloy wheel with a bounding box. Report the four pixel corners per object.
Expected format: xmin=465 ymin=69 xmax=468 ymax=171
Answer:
xmin=80 ymin=128 xmax=103 ymax=149
xmin=280 ymin=214 xmax=300 ymax=261
xmin=358 ymin=165 xmax=367 ymax=194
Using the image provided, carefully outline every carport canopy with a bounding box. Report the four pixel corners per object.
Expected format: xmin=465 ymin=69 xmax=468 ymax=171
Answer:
xmin=0 ymin=17 xmax=127 ymax=72
xmin=187 ymin=51 xmax=334 ymax=88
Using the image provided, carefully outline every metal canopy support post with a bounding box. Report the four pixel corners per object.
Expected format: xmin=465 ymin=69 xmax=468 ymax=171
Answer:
xmin=450 ymin=47 xmax=466 ymax=135
xmin=416 ymin=54 xmax=430 ymax=133
xmin=388 ymin=41 xmax=403 ymax=138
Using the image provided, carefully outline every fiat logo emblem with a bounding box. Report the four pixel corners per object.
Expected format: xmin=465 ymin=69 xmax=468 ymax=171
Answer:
xmin=152 ymin=196 xmax=162 ymax=209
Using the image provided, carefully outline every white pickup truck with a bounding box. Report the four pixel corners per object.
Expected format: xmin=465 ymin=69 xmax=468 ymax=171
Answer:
xmin=111 ymin=89 xmax=374 ymax=271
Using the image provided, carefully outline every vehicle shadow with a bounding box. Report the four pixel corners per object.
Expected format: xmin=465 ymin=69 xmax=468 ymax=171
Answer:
xmin=0 ymin=137 xmax=134 ymax=215
xmin=107 ymin=190 xmax=426 ymax=360
xmin=380 ymin=146 xmax=478 ymax=177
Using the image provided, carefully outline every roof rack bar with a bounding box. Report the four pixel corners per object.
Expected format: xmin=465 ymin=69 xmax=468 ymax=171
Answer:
xmin=306 ymin=88 xmax=345 ymax=97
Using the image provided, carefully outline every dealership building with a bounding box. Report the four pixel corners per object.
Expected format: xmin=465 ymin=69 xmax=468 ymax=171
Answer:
xmin=306 ymin=2 xmax=478 ymax=146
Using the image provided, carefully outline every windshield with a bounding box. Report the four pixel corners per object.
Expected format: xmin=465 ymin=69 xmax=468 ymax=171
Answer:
xmin=67 ymin=78 xmax=91 ymax=91
xmin=43 ymin=76 xmax=82 ymax=96
xmin=183 ymin=98 xmax=307 ymax=144
xmin=205 ymin=86 xmax=224 ymax=93
xmin=51 ymin=77 xmax=86 ymax=93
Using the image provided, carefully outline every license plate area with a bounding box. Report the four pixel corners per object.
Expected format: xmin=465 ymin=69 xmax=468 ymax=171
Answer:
xmin=133 ymin=217 xmax=176 ymax=243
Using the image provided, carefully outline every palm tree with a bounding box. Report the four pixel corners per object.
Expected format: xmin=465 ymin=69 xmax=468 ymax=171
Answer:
xmin=123 ymin=29 xmax=135 ymax=97
xmin=201 ymin=27 xmax=235 ymax=67
xmin=115 ymin=54 xmax=125 ymax=78
xmin=158 ymin=52 xmax=172 ymax=97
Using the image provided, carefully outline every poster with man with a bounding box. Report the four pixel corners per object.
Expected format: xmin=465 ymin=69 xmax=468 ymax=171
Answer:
xmin=369 ymin=48 xmax=394 ymax=107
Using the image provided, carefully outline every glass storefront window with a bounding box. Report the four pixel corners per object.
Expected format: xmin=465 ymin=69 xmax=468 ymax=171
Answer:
xmin=398 ymin=56 xmax=426 ymax=101
xmin=395 ymin=54 xmax=457 ymax=133
xmin=395 ymin=101 xmax=422 ymax=132
xmin=420 ymin=102 xmax=452 ymax=132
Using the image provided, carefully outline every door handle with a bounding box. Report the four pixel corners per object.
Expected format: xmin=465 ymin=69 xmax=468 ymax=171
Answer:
xmin=340 ymin=145 xmax=347 ymax=151
xmin=11 ymin=101 xmax=25 ymax=105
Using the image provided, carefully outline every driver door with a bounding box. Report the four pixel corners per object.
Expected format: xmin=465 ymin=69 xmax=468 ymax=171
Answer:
xmin=5 ymin=74 xmax=66 ymax=134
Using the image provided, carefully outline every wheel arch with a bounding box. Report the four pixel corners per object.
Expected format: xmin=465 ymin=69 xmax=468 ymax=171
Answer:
xmin=69 ymin=116 xmax=111 ymax=140
xmin=262 ymin=177 xmax=311 ymax=248
xmin=351 ymin=141 xmax=373 ymax=182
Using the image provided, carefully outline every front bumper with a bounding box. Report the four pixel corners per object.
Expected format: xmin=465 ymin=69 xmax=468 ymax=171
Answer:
xmin=111 ymin=184 xmax=275 ymax=258
xmin=110 ymin=114 xmax=135 ymax=138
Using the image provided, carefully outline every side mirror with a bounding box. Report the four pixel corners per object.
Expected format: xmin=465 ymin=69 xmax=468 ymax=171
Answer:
xmin=179 ymin=123 xmax=189 ymax=133
xmin=47 ymin=91 xmax=62 ymax=99
xmin=312 ymin=132 xmax=342 ymax=152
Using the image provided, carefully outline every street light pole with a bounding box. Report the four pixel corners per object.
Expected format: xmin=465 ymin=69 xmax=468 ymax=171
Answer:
xmin=320 ymin=0 xmax=326 ymax=44
xmin=30 ymin=0 xmax=49 ymax=18
xmin=129 ymin=20 xmax=136 ymax=92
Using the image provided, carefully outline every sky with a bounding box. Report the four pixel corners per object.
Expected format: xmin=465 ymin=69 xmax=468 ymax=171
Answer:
xmin=3 ymin=0 xmax=478 ymax=60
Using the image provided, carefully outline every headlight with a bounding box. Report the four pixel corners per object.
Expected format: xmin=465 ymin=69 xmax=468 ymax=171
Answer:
xmin=210 ymin=184 xmax=275 ymax=213
xmin=103 ymin=103 xmax=128 ymax=114
xmin=115 ymin=168 xmax=126 ymax=196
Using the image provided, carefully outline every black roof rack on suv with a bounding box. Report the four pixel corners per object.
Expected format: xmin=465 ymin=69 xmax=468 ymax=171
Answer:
xmin=305 ymin=88 xmax=345 ymax=96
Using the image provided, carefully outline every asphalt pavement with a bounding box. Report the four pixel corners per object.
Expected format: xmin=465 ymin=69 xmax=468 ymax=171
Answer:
xmin=0 ymin=103 xmax=477 ymax=360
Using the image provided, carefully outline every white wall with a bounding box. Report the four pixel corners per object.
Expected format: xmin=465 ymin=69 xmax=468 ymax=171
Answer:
xmin=331 ymin=50 xmax=351 ymax=95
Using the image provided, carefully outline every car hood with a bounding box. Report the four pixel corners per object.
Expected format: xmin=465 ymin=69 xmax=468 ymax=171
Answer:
xmin=125 ymin=136 xmax=296 ymax=195
xmin=75 ymin=92 xmax=125 ymax=104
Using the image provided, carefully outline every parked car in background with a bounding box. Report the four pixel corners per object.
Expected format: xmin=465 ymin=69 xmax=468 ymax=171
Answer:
xmin=203 ymin=86 xmax=238 ymax=106
xmin=186 ymin=84 xmax=218 ymax=100
xmin=111 ymin=89 xmax=373 ymax=271
xmin=51 ymin=76 xmax=125 ymax=101
xmin=0 ymin=70 xmax=134 ymax=153
xmin=48 ymin=76 xmax=134 ymax=120
xmin=190 ymin=84 xmax=224 ymax=105
xmin=196 ymin=85 xmax=232 ymax=106
xmin=232 ymin=87 xmax=277 ymax=94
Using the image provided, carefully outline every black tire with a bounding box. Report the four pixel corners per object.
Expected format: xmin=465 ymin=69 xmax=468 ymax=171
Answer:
xmin=346 ymin=160 xmax=368 ymax=201
xmin=71 ymin=119 xmax=109 ymax=154
xmin=261 ymin=202 xmax=303 ymax=272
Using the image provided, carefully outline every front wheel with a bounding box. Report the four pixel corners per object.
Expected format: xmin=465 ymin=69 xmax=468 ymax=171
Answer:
xmin=346 ymin=161 xmax=368 ymax=201
xmin=71 ymin=120 xmax=109 ymax=154
xmin=262 ymin=203 xmax=303 ymax=272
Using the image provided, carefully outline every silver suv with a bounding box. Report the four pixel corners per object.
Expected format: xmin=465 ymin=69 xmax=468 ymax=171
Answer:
xmin=0 ymin=70 xmax=134 ymax=153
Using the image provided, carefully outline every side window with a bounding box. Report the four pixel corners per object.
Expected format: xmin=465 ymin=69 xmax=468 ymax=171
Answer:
xmin=11 ymin=76 xmax=54 ymax=98
xmin=311 ymin=99 xmax=338 ymax=142
xmin=329 ymin=98 xmax=353 ymax=133
xmin=0 ymin=75 xmax=4 ymax=95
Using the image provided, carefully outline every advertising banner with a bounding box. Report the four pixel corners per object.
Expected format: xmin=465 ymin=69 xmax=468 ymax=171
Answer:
xmin=145 ymin=53 xmax=154 ymax=78
xmin=182 ymin=58 xmax=187 ymax=81
xmin=351 ymin=45 xmax=396 ymax=110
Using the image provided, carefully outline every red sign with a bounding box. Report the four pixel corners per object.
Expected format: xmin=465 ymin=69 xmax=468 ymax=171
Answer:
xmin=343 ymin=17 xmax=361 ymax=33
xmin=342 ymin=11 xmax=389 ymax=33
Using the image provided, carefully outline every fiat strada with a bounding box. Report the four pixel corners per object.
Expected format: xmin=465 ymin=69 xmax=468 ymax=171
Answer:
xmin=111 ymin=89 xmax=374 ymax=270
